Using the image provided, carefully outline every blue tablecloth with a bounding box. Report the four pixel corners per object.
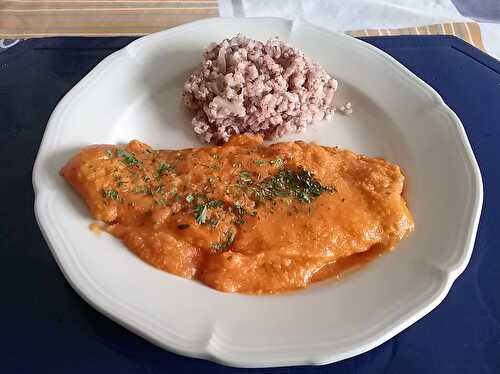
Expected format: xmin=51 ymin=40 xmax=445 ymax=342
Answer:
xmin=1 ymin=35 xmax=499 ymax=373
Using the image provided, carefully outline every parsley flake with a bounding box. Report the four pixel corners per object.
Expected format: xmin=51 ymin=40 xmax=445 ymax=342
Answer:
xmin=154 ymin=198 xmax=168 ymax=207
xmin=152 ymin=184 xmax=165 ymax=194
xmin=239 ymin=170 xmax=252 ymax=182
xmin=194 ymin=204 xmax=208 ymax=224
xmin=116 ymin=149 xmax=140 ymax=166
xmin=234 ymin=201 xmax=246 ymax=215
xmin=207 ymin=217 xmax=219 ymax=227
xmin=207 ymin=200 xmax=224 ymax=209
xmin=192 ymin=199 xmax=224 ymax=224
xmin=211 ymin=229 xmax=236 ymax=252
xmin=270 ymin=157 xmax=283 ymax=167
xmin=102 ymin=189 xmax=119 ymax=200
xmin=158 ymin=162 xmax=176 ymax=176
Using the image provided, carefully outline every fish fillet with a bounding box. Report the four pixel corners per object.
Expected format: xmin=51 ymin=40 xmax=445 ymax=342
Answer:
xmin=61 ymin=135 xmax=414 ymax=294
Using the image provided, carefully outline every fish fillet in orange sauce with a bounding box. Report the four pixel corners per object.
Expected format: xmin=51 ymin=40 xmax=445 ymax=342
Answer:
xmin=61 ymin=135 xmax=414 ymax=294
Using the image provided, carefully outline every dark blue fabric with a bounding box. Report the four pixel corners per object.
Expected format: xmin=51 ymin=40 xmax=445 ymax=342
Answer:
xmin=1 ymin=36 xmax=499 ymax=374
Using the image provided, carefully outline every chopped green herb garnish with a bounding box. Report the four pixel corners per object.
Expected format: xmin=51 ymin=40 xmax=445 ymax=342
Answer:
xmin=207 ymin=217 xmax=219 ymax=227
xmin=194 ymin=204 xmax=208 ymax=224
xmin=185 ymin=194 xmax=194 ymax=203
xmin=102 ymin=189 xmax=119 ymax=200
xmin=297 ymin=191 xmax=311 ymax=203
xmin=192 ymin=199 xmax=224 ymax=224
xmin=231 ymin=201 xmax=247 ymax=225
xmin=158 ymin=163 xmax=167 ymax=175
xmin=134 ymin=186 xmax=152 ymax=195
xmin=177 ymin=224 xmax=190 ymax=230
xmin=116 ymin=148 xmax=141 ymax=166
xmin=251 ymin=187 xmax=264 ymax=201
xmin=207 ymin=200 xmax=224 ymax=209
xmin=154 ymin=198 xmax=168 ymax=206
xmin=234 ymin=217 xmax=245 ymax=225
xmin=254 ymin=159 xmax=266 ymax=166
xmin=270 ymin=157 xmax=283 ymax=167
xmin=169 ymin=188 xmax=180 ymax=201
xmin=152 ymin=184 xmax=165 ymax=194
xmin=239 ymin=170 xmax=252 ymax=182
xmin=211 ymin=242 xmax=225 ymax=251
xmin=231 ymin=183 xmax=247 ymax=189
xmin=227 ymin=229 xmax=236 ymax=244
xmin=210 ymin=163 xmax=222 ymax=171
xmin=252 ymin=168 xmax=333 ymax=204
xmin=234 ymin=201 xmax=246 ymax=215
xmin=211 ymin=229 xmax=236 ymax=252
xmin=158 ymin=162 xmax=176 ymax=176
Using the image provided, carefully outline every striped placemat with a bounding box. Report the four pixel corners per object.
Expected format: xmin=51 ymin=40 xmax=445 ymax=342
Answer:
xmin=0 ymin=1 xmax=486 ymax=52
xmin=0 ymin=0 xmax=219 ymax=37
xmin=347 ymin=22 xmax=485 ymax=51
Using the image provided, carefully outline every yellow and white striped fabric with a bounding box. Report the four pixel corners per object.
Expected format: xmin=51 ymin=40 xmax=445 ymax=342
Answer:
xmin=0 ymin=0 xmax=219 ymax=37
xmin=0 ymin=1 xmax=486 ymax=51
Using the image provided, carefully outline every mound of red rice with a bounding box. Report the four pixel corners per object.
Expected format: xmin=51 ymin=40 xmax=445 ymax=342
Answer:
xmin=183 ymin=34 xmax=338 ymax=144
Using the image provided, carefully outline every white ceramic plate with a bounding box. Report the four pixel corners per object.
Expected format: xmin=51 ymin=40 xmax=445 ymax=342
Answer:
xmin=33 ymin=17 xmax=483 ymax=368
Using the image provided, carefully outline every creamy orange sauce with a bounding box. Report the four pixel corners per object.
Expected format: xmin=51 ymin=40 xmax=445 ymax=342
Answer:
xmin=61 ymin=135 xmax=414 ymax=294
